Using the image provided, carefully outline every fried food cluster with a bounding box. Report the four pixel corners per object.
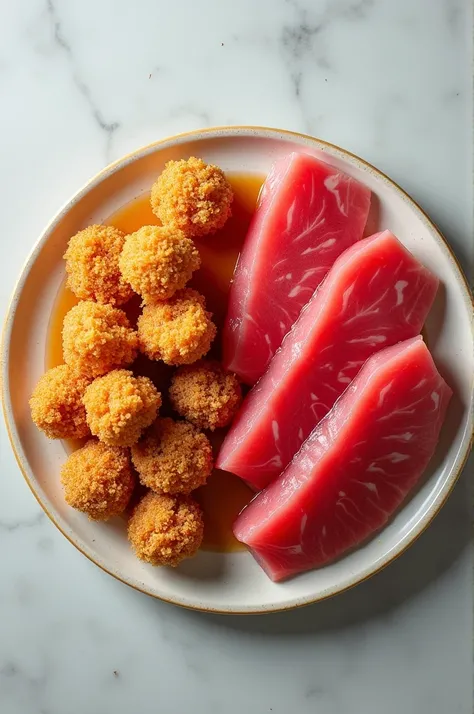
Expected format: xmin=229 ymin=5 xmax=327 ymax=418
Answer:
xmin=169 ymin=360 xmax=242 ymax=431
xmin=138 ymin=288 xmax=216 ymax=365
xmin=119 ymin=225 xmax=200 ymax=303
xmin=61 ymin=440 xmax=134 ymax=520
xmin=132 ymin=417 xmax=213 ymax=495
xmin=128 ymin=491 xmax=204 ymax=566
xmin=29 ymin=364 xmax=91 ymax=439
xmin=64 ymin=225 xmax=133 ymax=306
xmin=83 ymin=369 xmax=161 ymax=447
xmin=62 ymin=301 xmax=138 ymax=378
xmin=30 ymin=155 xmax=242 ymax=568
xmin=150 ymin=157 xmax=233 ymax=237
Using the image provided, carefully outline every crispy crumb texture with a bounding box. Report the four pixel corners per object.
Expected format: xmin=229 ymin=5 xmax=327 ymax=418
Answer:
xmin=61 ymin=439 xmax=134 ymax=520
xmin=137 ymin=288 xmax=216 ymax=365
xmin=64 ymin=224 xmax=133 ymax=306
xmin=62 ymin=301 xmax=138 ymax=378
xmin=132 ymin=417 xmax=213 ymax=495
xmin=119 ymin=225 xmax=200 ymax=303
xmin=150 ymin=157 xmax=233 ymax=238
xmin=31 ymin=155 xmax=239 ymax=565
xmin=128 ymin=490 xmax=204 ymax=566
xmin=169 ymin=360 xmax=242 ymax=430
xmin=29 ymin=364 xmax=91 ymax=439
xmin=83 ymin=369 xmax=161 ymax=447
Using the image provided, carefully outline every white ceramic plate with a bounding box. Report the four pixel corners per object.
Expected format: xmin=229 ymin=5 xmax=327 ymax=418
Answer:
xmin=3 ymin=127 xmax=473 ymax=614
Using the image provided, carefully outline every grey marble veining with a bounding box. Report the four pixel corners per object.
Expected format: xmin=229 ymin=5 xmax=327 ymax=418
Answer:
xmin=0 ymin=0 xmax=472 ymax=712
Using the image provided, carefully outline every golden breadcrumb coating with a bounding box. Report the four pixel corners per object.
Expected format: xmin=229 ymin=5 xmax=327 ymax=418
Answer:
xmin=137 ymin=288 xmax=216 ymax=365
xmin=169 ymin=360 xmax=242 ymax=431
xmin=119 ymin=225 xmax=201 ymax=304
xmin=83 ymin=369 xmax=161 ymax=447
xmin=131 ymin=417 xmax=213 ymax=495
xmin=61 ymin=439 xmax=134 ymax=520
xmin=128 ymin=490 xmax=204 ymax=566
xmin=64 ymin=224 xmax=133 ymax=306
xmin=150 ymin=157 xmax=233 ymax=238
xmin=62 ymin=301 xmax=138 ymax=378
xmin=29 ymin=364 xmax=91 ymax=439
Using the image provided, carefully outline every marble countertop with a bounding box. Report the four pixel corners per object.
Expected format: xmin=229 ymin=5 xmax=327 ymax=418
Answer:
xmin=1 ymin=1 xmax=472 ymax=712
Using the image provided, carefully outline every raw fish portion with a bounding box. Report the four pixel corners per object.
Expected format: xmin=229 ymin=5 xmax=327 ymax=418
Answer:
xmin=234 ymin=337 xmax=452 ymax=581
xmin=223 ymin=152 xmax=371 ymax=385
xmin=217 ymin=231 xmax=439 ymax=490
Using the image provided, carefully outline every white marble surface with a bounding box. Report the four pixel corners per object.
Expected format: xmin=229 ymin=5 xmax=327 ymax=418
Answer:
xmin=1 ymin=1 xmax=472 ymax=712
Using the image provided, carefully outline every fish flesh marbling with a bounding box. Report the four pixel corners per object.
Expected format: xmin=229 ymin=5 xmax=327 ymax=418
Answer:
xmin=217 ymin=231 xmax=439 ymax=490
xmin=222 ymin=152 xmax=371 ymax=385
xmin=233 ymin=337 xmax=452 ymax=581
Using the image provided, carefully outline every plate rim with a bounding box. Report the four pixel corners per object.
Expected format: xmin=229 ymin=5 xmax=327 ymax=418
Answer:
xmin=2 ymin=125 xmax=473 ymax=615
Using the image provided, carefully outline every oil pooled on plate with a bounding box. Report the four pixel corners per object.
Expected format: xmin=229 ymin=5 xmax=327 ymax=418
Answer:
xmin=46 ymin=172 xmax=264 ymax=552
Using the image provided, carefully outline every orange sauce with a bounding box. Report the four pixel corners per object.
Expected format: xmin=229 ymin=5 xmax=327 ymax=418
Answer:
xmin=47 ymin=285 xmax=78 ymax=369
xmin=46 ymin=172 xmax=264 ymax=552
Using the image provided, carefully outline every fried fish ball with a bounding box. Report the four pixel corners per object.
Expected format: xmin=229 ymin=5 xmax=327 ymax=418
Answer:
xmin=83 ymin=369 xmax=161 ymax=447
xmin=62 ymin=301 xmax=138 ymax=378
xmin=64 ymin=224 xmax=133 ymax=306
xmin=127 ymin=491 xmax=204 ymax=566
xmin=119 ymin=225 xmax=200 ymax=304
xmin=131 ymin=417 xmax=213 ymax=495
xmin=137 ymin=288 xmax=216 ymax=366
xmin=61 ymin=439 xmax=134 ymax=520
xmin=169 ymin=360 xmax=242 ymax=431
xmin=150 ymin=157 xmax=233 ymax=238
xmin=29 ymin=364 xmax=91 ymax=439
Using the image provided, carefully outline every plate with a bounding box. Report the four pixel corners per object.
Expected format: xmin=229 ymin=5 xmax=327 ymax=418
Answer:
xmin=2 ymin=126 xmax=473 ymax=614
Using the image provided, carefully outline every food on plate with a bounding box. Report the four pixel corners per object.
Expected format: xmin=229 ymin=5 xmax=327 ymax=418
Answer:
xmin=222 ymin=151 xmax=371 ymax=385
xmin=128 ymin=490 xmax=204 ymax=566
xmin=83 ymin=369 xmax=161 ymax=447
xmin=234 ymin=337 xmax=452 ymax=581
xmin=119 ymin=225 xmax=201 ymax=303
xmin=61 ymin=439 xmax=135 ymax=520
xmin=64 ymin=225 xmax=133 ymax=306
xmin=137 ymin=288 xmax=216 ymax=365
xmin=62 ymin=300 xmax=138 ymax=378
xmin=217 ymin=230 xmax=439 ymax=490
xmin=34 ymin=151 xmax=453 ymax=572
xmin=131 ymin=417 xmax=213 ymax=495
xmin=29 ymin=364 xmax=91 ymax=439
xmin=150 ymin=156 xmax=233 ymax=238
xmin=169 ymin=360 xmax=242 ymax=431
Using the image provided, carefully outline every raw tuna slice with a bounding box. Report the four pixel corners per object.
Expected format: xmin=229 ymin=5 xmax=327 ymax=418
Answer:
xmin=223 ymin=151 xmax=371 ymax=385
xmin=234 ymin=337 xmax=452 ymax=581
xmin=217 ymin=230 xmax=439 ymax=490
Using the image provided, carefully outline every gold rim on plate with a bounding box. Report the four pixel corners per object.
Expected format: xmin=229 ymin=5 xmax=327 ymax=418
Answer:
xmin=2 ymin=126 xmax=473 ymax=615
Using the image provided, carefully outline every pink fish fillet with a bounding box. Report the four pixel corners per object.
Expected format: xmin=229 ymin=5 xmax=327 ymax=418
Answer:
xmin=222 ymin=151 xmax=371 ymax=385
xmin=217 ymin=230 xmax=439 ymax=490
xmin=234 ymin=337 xmax=452 ymax=581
